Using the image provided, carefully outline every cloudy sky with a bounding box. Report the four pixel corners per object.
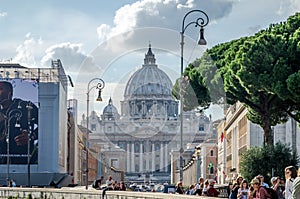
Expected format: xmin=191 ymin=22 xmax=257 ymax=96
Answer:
xmin=1 ymin=0 xmax=299 ymax=121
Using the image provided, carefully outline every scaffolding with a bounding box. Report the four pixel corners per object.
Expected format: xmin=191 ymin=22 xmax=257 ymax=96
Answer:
xmin=0 ymin=59 xmax=69 ymax=91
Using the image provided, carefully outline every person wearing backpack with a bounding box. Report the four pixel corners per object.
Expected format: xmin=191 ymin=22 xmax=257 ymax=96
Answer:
xmin=92 ymin=176 xmax=104 ymax=190
xmin=284 ymin=166 xmax=297 ymax=199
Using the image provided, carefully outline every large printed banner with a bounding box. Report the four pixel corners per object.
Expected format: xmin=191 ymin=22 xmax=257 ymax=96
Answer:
xmin=0 ymin=79 xmax=39 ymax=164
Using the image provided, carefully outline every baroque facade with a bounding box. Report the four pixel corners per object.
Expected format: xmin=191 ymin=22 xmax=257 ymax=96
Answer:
xmin=81 ymin=45 xmax=215 ymax=183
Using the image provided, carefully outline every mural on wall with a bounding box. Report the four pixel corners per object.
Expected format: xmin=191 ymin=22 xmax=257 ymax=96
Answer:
xmin=0 ymin=79 xmax=39 ymax=164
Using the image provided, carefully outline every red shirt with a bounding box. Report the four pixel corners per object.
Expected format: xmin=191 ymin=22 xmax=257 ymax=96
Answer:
xmin=253 ymin=186 xmax=271 ymax=199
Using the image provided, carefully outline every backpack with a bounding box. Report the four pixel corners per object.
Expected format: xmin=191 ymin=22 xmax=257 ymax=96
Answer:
xmin=92 ymin=180 xmax=97 ymax=188
xmin=264 ymin=187 xmax=278 ymax=199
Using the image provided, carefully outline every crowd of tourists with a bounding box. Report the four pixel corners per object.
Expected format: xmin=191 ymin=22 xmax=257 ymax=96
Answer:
xmin=173 ymin=177 xmax=220 ymax=196
xmin=227 ymin=166 xmax=300 ymax=199
xmin=92 ymin=175 xmax=126 ymax=198
xmin=172 ymin=165 xmax=300 ymax=198
xmin=93 ymin=165 xmax=300 ymax=198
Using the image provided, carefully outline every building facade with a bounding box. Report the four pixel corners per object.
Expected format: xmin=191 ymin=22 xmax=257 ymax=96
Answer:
xmin=0 ymin=60 xmax=71 ymax=187
xmin=217 ymin=101 xmax=300 ymax=184
xmin=81 ymin=45 xmax=215 ymax=183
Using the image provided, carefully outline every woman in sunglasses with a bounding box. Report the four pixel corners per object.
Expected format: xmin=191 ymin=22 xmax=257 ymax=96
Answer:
xmin=284 ymin=166 xmax=297 ymax=199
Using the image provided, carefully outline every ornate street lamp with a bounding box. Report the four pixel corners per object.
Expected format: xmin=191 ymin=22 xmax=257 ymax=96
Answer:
xmin=196 ymin=146 xmax=202 ymax=181
xmin=85 ymin=78 xmax=105 ymax=190
xmin=26 ymin=102 xmax=34 ymax=187
xmin=179 ymin=9 xmax=209 ymax=182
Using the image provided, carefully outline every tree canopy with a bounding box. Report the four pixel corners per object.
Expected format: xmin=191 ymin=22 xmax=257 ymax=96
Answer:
xmin=239 ymin=143 xmax=299 ymax=184
xmin=177 ymin=13 xmax=300 ymax=145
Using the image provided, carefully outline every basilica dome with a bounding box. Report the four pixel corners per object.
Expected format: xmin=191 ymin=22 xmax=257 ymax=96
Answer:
xmin=102 ymin=98 xmax=119 ymax=120
xmin=124 ymin=45 xmax=173 ymax=100
xmin=121 ymin=44 xmax=178 ymax=120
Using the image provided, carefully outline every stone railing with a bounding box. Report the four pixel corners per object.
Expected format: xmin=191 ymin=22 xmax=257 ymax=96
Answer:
xmin=0 ymin=187 xmax=220 ymax=199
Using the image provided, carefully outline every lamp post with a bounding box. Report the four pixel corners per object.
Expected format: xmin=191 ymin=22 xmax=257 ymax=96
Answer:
xmin=196 ymin=146 xmax=202 ymax=181
xmin=179 ymin=10 xmax=209 ymax=182
xmin=85 ymin=78 xmax=105 ymax=190
xmin=26 ymin=102 xmax=33 ymax=187
xmin=6 ymin=109 xmax=22 ymax=186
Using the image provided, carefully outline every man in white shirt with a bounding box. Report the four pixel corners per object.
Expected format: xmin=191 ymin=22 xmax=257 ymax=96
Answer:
xmin=102 ymin=176 xmax=114 ymax=198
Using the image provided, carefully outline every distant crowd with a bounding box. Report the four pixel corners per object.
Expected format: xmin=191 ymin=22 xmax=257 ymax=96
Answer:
xmin=227 ymin=165 xmax=300 ymax=199
xmin=93 ymin=165 xmax=300 ymax=198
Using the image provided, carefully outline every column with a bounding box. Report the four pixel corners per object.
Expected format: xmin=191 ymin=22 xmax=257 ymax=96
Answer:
xmin=139 ymin=142 xmax=143 ymax=172
xmin=146 ymin=140 xmax=149 ymax=171
xmin=152 ymin=143 xmax=155 ymax=172
xmin=131 ymin=143 xmax=135 ymax=172
xmin=160 ymin=142 xmax=164 ymax=171
xmin=164 ymin=143 xmax=168 ymax=172
xmin=127 ymin=142 xmax=130 ymax=172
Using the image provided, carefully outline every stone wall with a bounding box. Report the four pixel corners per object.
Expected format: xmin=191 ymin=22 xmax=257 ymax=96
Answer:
xmin=0 ymin=187 xmax=220 ymax=199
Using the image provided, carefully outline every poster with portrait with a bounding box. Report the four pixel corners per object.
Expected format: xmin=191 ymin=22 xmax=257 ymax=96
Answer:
xmin=0 ymin=79 xmax=39 ymax=164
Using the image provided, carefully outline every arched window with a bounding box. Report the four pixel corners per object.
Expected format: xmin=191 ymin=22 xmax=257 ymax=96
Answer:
xmin=210 ymin=149 xmax=214 ymax=156
xmin=210 ymin=166 xmax=214 ymax=174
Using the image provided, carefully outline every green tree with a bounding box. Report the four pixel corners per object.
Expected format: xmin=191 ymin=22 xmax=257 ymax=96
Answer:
xmin=187 ymin=13 xmax=300 ymax=145
xmin=240 ymin=142 xmax=299 ymax=184
xmin=172 ymin=65 xmax=211 ymax=112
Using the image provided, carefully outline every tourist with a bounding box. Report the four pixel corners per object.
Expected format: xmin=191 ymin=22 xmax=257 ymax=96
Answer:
xmin=185 ymin=184 xmax=195 ymax=195
xmin=284 ymin=166 xmax=297 ymax=199
xmin=102 ymin=176 xmax=114 ymax=198
xmin=292 ymin=168 xmax=300 ymax=199
xmin=119 ymin=181 xmax=126 ymax=191
xmin=9 ymin=179 xmax=16 ymax=187
xmin=257 ymin=175 xmax=269 ymax=188
xmin=207 ymin=179 xmax=220 ymax=197
xmin=202 ymin=179 xmax=210 ymax=196
xmin=229 ymin=176 xmax=243 ymax=199
xmin=237 ymin=179 xmax=249 ymax=199
xmin=249 ymin=177 xmax=271 ymax=199
xmin=92 ymin=176 xmax=104 ymax=190
xmin=270 ymin=176 xmax=284 ymax=199
xmin=194 ymin=177 xmax=204 ymax=195
xmin=175 ymin=181 xmax=184 ymax=194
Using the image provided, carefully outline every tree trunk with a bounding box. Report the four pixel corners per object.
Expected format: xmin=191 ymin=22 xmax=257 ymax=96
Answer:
xmin=262 ymin=114 xmax=274 ymax=146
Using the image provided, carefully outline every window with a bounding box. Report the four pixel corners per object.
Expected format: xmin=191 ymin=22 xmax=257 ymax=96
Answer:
xmin=199 ymin=124 xmax=204 ymax=131
xmin=210 ymin=166 xmax=214 ymax=174
xmin=111 ymin=159 xmax=118 ymax=168
xmin=155 ymin=164 xmax=160 ymax=172
xmin=135 ymin=143 xmax=140 ymax=153
xmin=155 ymin=143 xmax=160 ymax=151
xmin=91 ymin=124 xmax=96 ymax=131
xmin=210 ymin=149 xmax=214 ymax=156
xmin=135 ymin=164 xmax=139 ymax=172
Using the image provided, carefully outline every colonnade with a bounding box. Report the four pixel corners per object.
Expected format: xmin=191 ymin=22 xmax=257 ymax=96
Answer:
xmin=125 ymin=141 xmax=170 ymax=173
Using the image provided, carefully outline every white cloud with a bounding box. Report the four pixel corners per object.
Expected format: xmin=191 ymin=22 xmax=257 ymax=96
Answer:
xmin=41 ymin=42 xmax=90 ymax=70
xmin=13 ymin=33 xmax=44 ymax=67
xmin=96 ymin=0 xmax=236 ymax=43
xmin=0 ymin=12 xmax=7 ymax=17
xmin=290 ymin=0 xmax=300 ymax=13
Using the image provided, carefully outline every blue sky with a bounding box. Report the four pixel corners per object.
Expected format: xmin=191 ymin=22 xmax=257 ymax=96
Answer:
xmin=1 ymin=0 xmax=299 ymax=121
